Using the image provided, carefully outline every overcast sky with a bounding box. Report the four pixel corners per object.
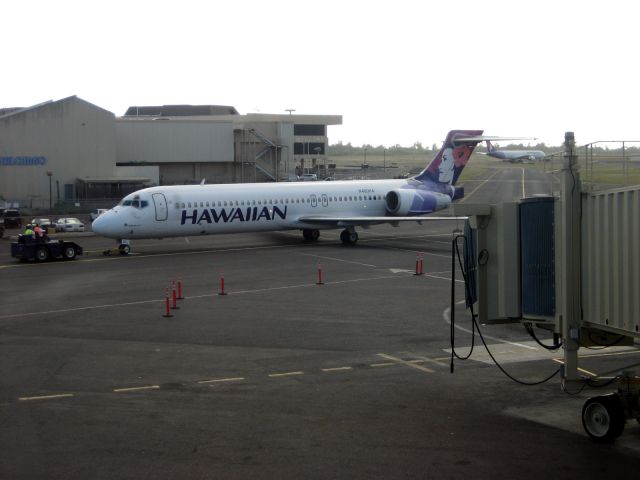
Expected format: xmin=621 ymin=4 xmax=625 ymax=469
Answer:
xmin=4 ymin=0 xmax=638 ymax=148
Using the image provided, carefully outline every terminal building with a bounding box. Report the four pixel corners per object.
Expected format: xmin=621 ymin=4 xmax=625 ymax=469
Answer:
xmin=0 ymin=96 xmax=341 ymax=209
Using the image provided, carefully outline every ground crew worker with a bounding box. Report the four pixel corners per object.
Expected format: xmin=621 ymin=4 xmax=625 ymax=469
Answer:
xmin=33 ymin=223 xmax=45 ymax=238
xmin=23 ymin=224 xmax=35 ymax=239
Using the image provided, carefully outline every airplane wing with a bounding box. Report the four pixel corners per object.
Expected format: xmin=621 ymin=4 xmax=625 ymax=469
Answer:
xmin=297 ymin=215 xmax=468 ymax=228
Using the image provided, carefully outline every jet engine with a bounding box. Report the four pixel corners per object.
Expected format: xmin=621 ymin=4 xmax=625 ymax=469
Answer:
xmin=385 ymin=188 xmax=452 ymax=216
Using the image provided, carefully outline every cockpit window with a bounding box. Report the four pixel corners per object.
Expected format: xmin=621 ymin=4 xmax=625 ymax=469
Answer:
xmin=119 ymin=198 xmax=149 ymax=209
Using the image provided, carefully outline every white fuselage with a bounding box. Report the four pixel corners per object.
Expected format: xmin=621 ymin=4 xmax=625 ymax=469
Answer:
xmin=92 ymin=178 xmax=417 ymax=240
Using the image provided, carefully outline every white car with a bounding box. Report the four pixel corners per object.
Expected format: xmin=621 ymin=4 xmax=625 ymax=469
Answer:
xmin=55 ymin=217 xmax=85 ymax=232
xmin=300 ymin=173 xmax=318 ymax=181
xmin=90 ymin=208 xmax=109 ymax=221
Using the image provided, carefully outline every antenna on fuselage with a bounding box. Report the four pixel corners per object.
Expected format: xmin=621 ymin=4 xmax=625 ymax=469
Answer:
xmin=200 ymin=178 xmax=206 ymax=185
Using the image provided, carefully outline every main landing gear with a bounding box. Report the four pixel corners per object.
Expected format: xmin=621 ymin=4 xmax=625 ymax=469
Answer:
xmin=340 ymin=228 xmax=358 ymax=245
xmin=301 ymin=228 xmax=359 ymax=245
xmin=302 ymin=229 xmax=320 ymax=241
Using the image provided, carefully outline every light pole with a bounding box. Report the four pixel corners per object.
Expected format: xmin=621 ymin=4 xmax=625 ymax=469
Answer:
xmin=383 ymin=148 xmax=386 ymax=173
xmin=46 ymin=171 xmax=53 ymax=213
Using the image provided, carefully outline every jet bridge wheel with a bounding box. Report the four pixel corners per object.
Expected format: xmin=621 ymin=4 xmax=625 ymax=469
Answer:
xmin=302 ymin=229 xmax=320 ymax=241
xmin=582 ymin=393 xmax=625 ymax=443
xmin=340 ymin=229 xmax=358 ymax=245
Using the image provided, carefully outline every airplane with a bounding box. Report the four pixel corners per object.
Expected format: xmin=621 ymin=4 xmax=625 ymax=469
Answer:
xmin=92 ymin=129 xmax=486 ymax=254
xmin=483 ymin=140 xmax=546 ymax=163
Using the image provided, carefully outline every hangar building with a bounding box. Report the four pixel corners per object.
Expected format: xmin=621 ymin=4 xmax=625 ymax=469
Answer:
xmin=0 ymin=96 xmax=341 ymax=210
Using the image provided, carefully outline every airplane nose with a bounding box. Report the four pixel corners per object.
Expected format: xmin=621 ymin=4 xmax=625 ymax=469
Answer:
xmin=91 ymin=211 xmax=116 ymax=237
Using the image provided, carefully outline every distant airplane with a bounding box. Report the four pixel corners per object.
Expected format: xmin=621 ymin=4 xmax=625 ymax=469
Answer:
xmin=92 ymin=130 xmax=488 ymax=253
xmin=483 ymin=140 xmax=546 ymax=162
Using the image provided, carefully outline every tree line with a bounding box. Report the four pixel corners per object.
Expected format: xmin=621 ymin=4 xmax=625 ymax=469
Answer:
xmin=328 ymin=141 xmax=640 ymax=156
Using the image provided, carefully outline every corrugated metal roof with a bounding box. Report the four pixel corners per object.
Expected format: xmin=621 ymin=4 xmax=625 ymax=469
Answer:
xmin=123 ymin=105 xmax=239 ymax=117
xmin=0 ymin=96 xmax=114 ymax=121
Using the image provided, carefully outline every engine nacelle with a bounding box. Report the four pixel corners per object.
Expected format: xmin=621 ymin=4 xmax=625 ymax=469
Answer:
xmin=385 ymin=188 xmax=451 ymax=216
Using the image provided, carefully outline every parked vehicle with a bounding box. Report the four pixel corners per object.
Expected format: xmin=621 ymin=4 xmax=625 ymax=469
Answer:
xmin=90 ymin=209 xmax=109 ymax=221
xmin=30 ymin=218 xmax=55 ymax=232
xmin=3 ymin=209 xmax=22 ymax=228
xmin=11 ymin=236 xmax=83 ymax=262
xmin=300 ymin=173 xmax=318 ymax=181
xmin=55 ymin=217 xmax=85 ymax=232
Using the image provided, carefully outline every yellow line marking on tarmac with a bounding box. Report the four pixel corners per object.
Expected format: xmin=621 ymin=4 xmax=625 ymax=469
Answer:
xmin=460 ymin=169 xmax=502 ymax=202
xmin=377 ymin=353 xmax=435 ymax=373
xmin=321 ymin=366 xmax=353 ymax=372
xmin=113 ymin=385 xmax=160 ymax=392
xmin=18 ymin=393 xmax=74 ymax=401
xmin=551 ymin=358 xmax=597 ymax=377
xmin=572 ymin=349 xmax=640 ymax=359
xmin=198 ymin=377 xmax=245 ymax=384
xmin=268 ymin=371 xmax=304 ymax=378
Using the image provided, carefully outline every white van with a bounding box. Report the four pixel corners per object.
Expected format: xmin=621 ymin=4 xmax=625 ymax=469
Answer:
xmin=90 ymin=209 xmax=109 ymax=221
xmin=300 ymin=173 xmax=318 ymax=181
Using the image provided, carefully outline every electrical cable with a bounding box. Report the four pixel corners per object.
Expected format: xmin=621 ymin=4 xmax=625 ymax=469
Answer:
xmin=449 ymin=233 xmax=561 ymax=386
xmin=523 ymin=322 xmax=562 ymax=350
xmin=449 ymin=235 xmax=475 ymax=374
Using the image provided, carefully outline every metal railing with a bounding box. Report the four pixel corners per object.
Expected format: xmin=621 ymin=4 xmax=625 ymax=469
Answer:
xmin=545 ymin=140 xmax=640 ymax=192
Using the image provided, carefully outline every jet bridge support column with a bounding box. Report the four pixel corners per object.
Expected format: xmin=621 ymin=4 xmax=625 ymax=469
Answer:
xmin=560 ymin=132 xmax=582 ymax=383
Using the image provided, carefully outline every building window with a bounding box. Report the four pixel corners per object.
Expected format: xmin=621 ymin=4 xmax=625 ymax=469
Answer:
xmin=294 ymin=142 xmax=325 ymax=155
xmin=294 ymin=124 xmax=325 ymax=136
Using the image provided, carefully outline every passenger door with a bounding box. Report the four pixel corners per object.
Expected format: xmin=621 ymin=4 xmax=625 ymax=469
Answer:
xmin=152 ymin=193 xmax=168 ymax=221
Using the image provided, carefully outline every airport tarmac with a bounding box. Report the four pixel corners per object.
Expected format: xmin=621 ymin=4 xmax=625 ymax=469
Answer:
xmin=1 ymin=167 xmax=639 ymax=479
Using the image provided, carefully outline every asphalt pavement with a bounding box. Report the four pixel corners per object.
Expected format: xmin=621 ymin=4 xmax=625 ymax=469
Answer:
xmin=1 ymin=167 xmax=639 ymax=479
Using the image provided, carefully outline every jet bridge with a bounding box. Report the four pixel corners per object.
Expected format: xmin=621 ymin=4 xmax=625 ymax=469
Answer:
xmin=452 ymin=132 xmax=640 ymax=442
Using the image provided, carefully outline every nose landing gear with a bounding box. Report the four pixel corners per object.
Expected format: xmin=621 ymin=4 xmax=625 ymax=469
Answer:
xmin=103 ymin=240 xmax=131 ymax=256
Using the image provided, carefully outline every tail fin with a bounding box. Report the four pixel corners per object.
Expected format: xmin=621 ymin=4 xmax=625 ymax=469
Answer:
xmin=414 ymin=130 xmax=483 ymax=185
xmin=485 ymin=140 xmax=496 ymax=153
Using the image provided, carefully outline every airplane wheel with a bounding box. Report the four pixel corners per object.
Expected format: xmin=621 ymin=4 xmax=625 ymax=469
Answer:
xmin=340 ymin=230 xmax=358 ymax=245
xmin=119 ymin=244 xmax=131 ymax=255
xmin=582 ymin=394 xmax=625 ymax=443
xmin=302 ymin=229 xmax=320 ymax=241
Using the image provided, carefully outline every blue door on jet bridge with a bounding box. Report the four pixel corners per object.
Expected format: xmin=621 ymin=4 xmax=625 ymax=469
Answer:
xmin=152 ymin=193 xmax=168 ymax=221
